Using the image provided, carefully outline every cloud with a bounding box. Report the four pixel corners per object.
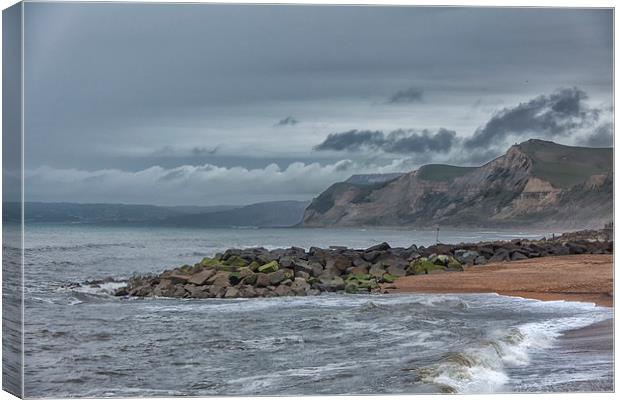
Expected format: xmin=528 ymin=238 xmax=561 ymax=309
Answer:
xmin=274 ymin=116 xmax=299 ymax=127
xmin=25 ymin=159 xmax=409 ymax=206
xmin=464 ymin=87 xmax=600 ymax=148
xmin=386 ymin=87 xmax=424 ymax=104
xmin=578 ymin=122 xmax=613 ymax=147
xmin=192 ymin=146 xmax=219 ymax=155
xmin=314 ymin=128 xmax=456 ymax=154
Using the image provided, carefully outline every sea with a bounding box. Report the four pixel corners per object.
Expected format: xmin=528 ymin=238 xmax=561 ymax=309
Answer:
xmin=6 ymin=224 xmax=614 ymax=397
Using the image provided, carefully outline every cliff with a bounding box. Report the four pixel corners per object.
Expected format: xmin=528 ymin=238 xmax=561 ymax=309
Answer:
xmin=302 ymin=139 xmax=612 ymax=229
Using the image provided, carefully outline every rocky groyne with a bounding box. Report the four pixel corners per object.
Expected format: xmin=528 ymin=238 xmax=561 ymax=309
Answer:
xmin=115 ymin=229 xmax=613 ymax=299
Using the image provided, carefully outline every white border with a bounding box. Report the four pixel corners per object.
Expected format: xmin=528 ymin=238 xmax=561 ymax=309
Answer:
xmin=0 ymin=2 xmax=616 ymax=400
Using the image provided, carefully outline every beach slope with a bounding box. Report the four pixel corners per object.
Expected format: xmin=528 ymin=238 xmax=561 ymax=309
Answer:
xmin=385 ymin=254 xmax=613 ymax=307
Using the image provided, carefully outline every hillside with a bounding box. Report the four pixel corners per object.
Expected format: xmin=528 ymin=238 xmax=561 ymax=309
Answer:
xmin=9 ymin=200 xmax=309 ymax=228
xmin=158 ymin=200 xmax=310 ymax=228
xmin=302 ymin=139 xmax=612 ymax=229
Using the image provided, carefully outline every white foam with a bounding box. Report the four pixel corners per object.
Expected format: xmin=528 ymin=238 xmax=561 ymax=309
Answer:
xmin=419 ymin=311 xmax=612 ymax=394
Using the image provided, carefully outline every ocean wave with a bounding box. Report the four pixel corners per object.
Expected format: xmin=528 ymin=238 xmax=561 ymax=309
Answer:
xmin=416 ymin=313 xmax=612 ymax=393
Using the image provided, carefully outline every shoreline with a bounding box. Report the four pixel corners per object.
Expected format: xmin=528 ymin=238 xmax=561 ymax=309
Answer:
xmin=384 ymin=254 xmax=613 ymax=307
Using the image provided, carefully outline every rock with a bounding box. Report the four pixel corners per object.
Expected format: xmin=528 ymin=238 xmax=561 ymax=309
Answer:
xmin=247 ymin=261 xmax=261 ymax=271
xmin=352 ymin=258 xmax=371 ymax=269
xmin=290 ymin=278 xmax=310 ymax=295
xmin=114 ymin=287 xmax=129 ymax=296
xmin=386 ymin=264 xmax=407 ymax=277
xmin=238 ymin=285 xmax=257 ymax=298
xmin=258 ymin=260 xmax=279 ymax=273
xmin=550 ymin=244 xmax=570 ymax=256
xmin=188 ymin=285 xmax=211 ymax=298
xmin=224 ymin=255 xmax=248 ymax=267
xmin=510 ymin=251 xmax=528 ymax=261
xmin=295 ymin=270 xmax=311 ymax=280
xmin=409 ymin=257 xmax=447 ymax=275
xmin=369 ymin=264 xmax=386 ymax=279
xmin=224 ymin=287 xmax=240 ymax=298
xmin=274 ymin=285 xmax=293 ymax=297
xmin=566 ymin=242 xmax=587 ymax=254
xmin=325 ymin=255 xmax=352 ymax=272
xmin=242 ymin=272 xmax=257 ymax=285
xmin=489 ymin=250 xmax=510 ymax=262
xmin=432 ymin=254 xmax=450 ymax=266
xmin=349 ymin=266 xmax=369 ymax=275
xmin=362 ymin=251 xmax=382 ymax=263
xmin=318 ymin=275 xmax=345 ymax=291
xmin=293 ymin=259 xmax=323 ymax=277
xmin=382 ymin=273 xmax=398 ymax=283
xmin=270 ymin=269 xmax=294 ymax=285
xmin=172 ymin=285 xmax=186 ymax=297
xmin=255 ymin=273 xmax=271 ymax=287
xmin=345 ymin=282 xmax=359 ymax=294
xmin=188 ymin=269 xmax=217 ymax=285
xmin=200 ymin=257 xmax=224 ymax=268
xmin=279 ymin=257 xmax=294 ymax=268
xmin=167 ymin=273 xmax=192 ymax=284
xmin=366 ymin=242 xmax=391 ymax=252
xmin=454 ymin=250 xmax=479 ymax=265
xmin=474 ymin=256 xmax=487 ymax=265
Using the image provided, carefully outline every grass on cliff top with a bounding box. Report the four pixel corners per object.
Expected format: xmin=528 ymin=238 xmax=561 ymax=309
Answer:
xmin=518 ymin=139 xmax=612 ymax=189
xmin=417 ymin=164 xmax=477 ymax=182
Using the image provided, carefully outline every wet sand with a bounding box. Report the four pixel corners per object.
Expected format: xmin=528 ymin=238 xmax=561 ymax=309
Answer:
xmin=386 ymin=254 xmax=613 ymax=307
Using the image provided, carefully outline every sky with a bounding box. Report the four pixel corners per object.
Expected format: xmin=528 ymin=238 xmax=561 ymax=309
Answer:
xmin=21 ymin=3 xmax=613 ymax=206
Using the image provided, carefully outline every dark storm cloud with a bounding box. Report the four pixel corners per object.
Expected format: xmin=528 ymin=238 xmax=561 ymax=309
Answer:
xmin=314 ymin=130 xmax=384 ymax=151
xmin=464 ymin=87 xmax=601 ymax=148
xmin=275 ymin=116 xmax=299 ymax=127
xmin=314 ymin=128 xmax=456 ymax=154
xmin=578 ymin=123 xmax=614 ymax=147
xmin=192 ymin=146 xmax=219 ymax=156
xmin=386 ymin=87 xmax=424 ymax=104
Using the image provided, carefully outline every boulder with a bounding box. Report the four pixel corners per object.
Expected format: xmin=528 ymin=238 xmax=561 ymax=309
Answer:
xmin=224 ymin=255 xmax=247 ymax=267
xmin=255 ymin=273 xmax=271 ymax=287
xmin=188 ymin=285 xmax=211 ymax=298
xmin=188 ymin=269 xmax=217 ymax=285
xmin=386 ymin=264 xmax=407 ymax=277
xmin=369 ymin=264 xmax=386 ymax=279
xmin=279 ymin=256 xmax=294 ymax=268
xmin=325 ymin=255 xmax=352 ymax=272
xmin=167 ymin=273 xmax=192 ymax=285
xmin=318 ymin=275 xmax=345 ymax=291
xmin=352 ymin=258 xmax=371 ymax=269
xmin=274 ymin=285 xmax=293 ymax=297
xmin=290 ymin=278 xmax=310 ymax=295
xmin=474 ymin=256 xmax=487 ymax=265
xmin=489 ymin=250 xmax=510 ymax=263
xmin=294 ymin=270 xmax=311 ymax=280
xmin=270 ymin=269 xmax=294 ymax=285
xmin=258 ymin=260 xmax=279 ymax=273
xmin=349 ymin=266 xmax=369 ymax=275
xmin=566 ymin=242 xmax=587 ymax=254
xmin=224 ymin=287 xmax=240 ymax=298
xmin=409 ymin=257 xmax=447 ymax=275
xmin=207 ymin=271 xmax=231 ymax=286
xmin=362 ymin=251 xmax=382 ymax=263
xmin=454 ymin=250 xmax=479 ymax=265
xmin=510 ymin=251 xmax=528 ymax=261
xmin=239 ymin=286 xmax=257 ymax=298
xmin=366 ymin=242 xmax=391 ymax=252
xmin=345 ymin=282 xmax=359 ymax=294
